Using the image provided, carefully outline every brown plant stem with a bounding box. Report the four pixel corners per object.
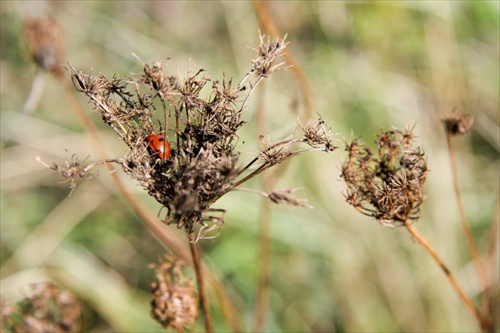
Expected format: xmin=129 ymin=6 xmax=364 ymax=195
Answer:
xmin=189 ymin=239 xmax=214 ymax=333
xmin=446 ymin=133 xmax=490 ymax=314
xmin=252 ymin=174 xmax=274 ymax=333
xmin=403 ymin=219 xmax=483 ymax=326
xmin=252 ymin=81 xmax=273 ymax=332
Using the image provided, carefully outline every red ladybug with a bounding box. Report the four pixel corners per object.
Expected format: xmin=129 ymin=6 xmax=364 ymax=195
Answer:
xmin=146 ymin=134 xmax=171 ymax=160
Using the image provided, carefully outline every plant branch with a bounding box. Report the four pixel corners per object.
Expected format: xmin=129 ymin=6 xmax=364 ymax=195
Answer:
xmin=252 ymin=81 xmax=272 ymax=332
xmin=446 ymin=133 xmax=489 ymax=313
xmin=189 ymin=240 xmax=214 ymax=333
xmin=403 ymin=219 xmax=483 ymax=326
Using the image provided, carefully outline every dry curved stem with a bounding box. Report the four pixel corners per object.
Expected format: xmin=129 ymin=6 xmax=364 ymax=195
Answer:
xmin=403 ymin=219 xmax=483 ymax=327
xmin=446 ymin=132 xmax=490 ymax=315
xmin=189 ymin=239 xmax=214 ymax=333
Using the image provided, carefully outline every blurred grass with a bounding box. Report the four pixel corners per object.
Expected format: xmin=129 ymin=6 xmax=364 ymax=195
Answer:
xmin=1 ymin=1 xmax=499 ymax=332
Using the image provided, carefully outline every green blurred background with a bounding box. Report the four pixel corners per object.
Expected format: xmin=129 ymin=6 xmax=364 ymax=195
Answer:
xmin=1 ymin=1 xmax=498 ymax=332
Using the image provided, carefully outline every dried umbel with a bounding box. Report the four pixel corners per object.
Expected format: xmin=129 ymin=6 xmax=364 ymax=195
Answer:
xmin=341 ymin=125 xmax=428 ymax=226
xmin=23 ymin=16 xmax=64 ymax=78
xmin=150 ymin=257 xmax=198 ymax=332
xmin=1 ymin=282 xmax=81 ymax=333
xmin=443 ymin=111 xmax=474 ymax=135
xmin=42 ymin=32 xmax=337 ymax=242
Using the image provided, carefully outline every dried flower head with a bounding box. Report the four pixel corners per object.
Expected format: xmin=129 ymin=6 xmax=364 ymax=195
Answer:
xmin=443 ymin=111 xmax=474 ymax=135
xmin=23 ymin=16 xmax=64 ymax=78
xmin=299 ymin=117 xmax=338 ymax=152
xmin=250 ymin=32 xmax=289 ymax=77
xmin=341 ymin=125 xmax=428 ymax=226
xmin=36 ymin=154 xmax=109 ymax=197
xmin=40 ymin=32 xmax=337 ymax=242
xmin=150 ymin=256 xmax=198 ymax=332
xmin=1 ymin=282 xmax=81 ymax=333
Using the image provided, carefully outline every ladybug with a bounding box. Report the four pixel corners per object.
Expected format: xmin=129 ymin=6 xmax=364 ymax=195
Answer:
xmin=146 ymin=134 xmax=171 ymax=160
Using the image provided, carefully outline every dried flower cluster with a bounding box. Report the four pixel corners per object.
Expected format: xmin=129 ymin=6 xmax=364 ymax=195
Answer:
xmin=1 ymin=282 xmax=81 ymax=332
xmin=23 ymin=16 xmax=63 ymax=78
xmin=443 ymin=111 xmax=474 ymax=135
xmin=36 ymin=153 xmax=104 ymax=197
xmin=150 ymin=257 xmax=198 ymax=332
xmin=41 ymin=33 xmax=337 ymax=242
xmin=341 ymin=125 xmax=428 ymax=226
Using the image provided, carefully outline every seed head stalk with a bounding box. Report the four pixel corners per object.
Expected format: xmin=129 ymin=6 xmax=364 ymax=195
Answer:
xmin=446 ymin=132 xmax=489 ymax=291
xmin=445 ymin=130 xmax=491 ymax=329
xmin=403 ymin=218 xmax=483 ymax=326
xmin=189 ymin=239 xmax=214 ymax=333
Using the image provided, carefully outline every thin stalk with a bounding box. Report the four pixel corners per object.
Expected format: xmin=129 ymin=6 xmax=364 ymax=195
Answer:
xmin=446 ymin=133 xmax=489 ymax=313
xmin=252 ymin=80 xmax=272 ymax=332
xmin=252 ymin=174 xmax=273 ymax=332
xmin=403 ymin=219 xmax=483 ymax=326
xmin=189 ymin=240 xmax=214 ymax=333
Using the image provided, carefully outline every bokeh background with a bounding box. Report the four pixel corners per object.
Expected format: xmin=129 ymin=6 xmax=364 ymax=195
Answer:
xmin=1 ymin=1 xmax=498 ymax=332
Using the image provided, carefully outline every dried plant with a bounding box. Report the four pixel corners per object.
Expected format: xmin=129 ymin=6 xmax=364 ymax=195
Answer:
xmin=23 ymin=16 xmax=63 ymax=78
xmin=41 ymin=32 xmax=337 ymax=243
xmin=341 ymin=124 xmax=428 ymax=226
xmin=341 ymin=124 xmax=491 ymax=331
xmin=443 ymin=110 xmax=474 ymax=136
xmin=1 ymin=282 xmax=81 ymax=333
xmin=442 ymin=110 xmax=493 ymax=332
xmin=150 ymin=256 xmax=198 ymax=332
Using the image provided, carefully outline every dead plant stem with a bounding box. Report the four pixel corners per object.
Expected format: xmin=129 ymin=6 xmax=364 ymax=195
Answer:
xmin=189 ymin=240 xmax=214 ymax=333
xmin=404 ymin=220 xmax=483 ymax=326
xmin=252 ymin=80 xmax=273 ymax=332
xmin=446 ymin=133 xmax=489 ymax=314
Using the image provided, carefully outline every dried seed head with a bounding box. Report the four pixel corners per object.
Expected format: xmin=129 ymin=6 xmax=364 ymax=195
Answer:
xmin=443 ymin=111 xmax=474 ymax=135
xmin=1 ymin=282 xmax=81 ymax=332
xmin=251 ymin=31 xmax=289 ymax=77
xmin=36 ymin=154 xmax=98 ymax=197
xmin=299 ymin=117 xmax=338 ymax=152
xmin=150 ymin=256 xmax=198 ymax=332
xmin=56 ymin=33 xmax=337 ymax=242
xmin=341 ymin=125 xmax=428 ymax=226
xmin=23 ymin=16 xmax=64 ymax=78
